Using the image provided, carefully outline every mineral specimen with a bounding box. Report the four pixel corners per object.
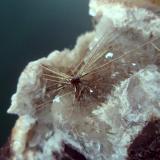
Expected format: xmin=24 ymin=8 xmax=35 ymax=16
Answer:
xmin=5 ymin=0 xmax=160 ymax=160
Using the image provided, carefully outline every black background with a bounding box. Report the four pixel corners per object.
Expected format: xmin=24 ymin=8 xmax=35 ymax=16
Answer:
xmin=0 ymin=0 xmax=92 ymax=147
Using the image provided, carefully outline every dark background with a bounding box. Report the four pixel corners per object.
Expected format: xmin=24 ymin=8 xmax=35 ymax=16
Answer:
xmin=0 ymin=0 xmax=92 ymax=147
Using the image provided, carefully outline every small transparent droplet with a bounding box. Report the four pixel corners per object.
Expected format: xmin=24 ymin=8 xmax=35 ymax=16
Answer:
xmin=90 ymin=89 xmax=93 ymax=93
xmin=53 ymin=96 xmax=60 ymax=103
xmin=105 ymin=52 xmax=114 ymax=59
xmin=132 ymin=63 xmax=136 ymax=66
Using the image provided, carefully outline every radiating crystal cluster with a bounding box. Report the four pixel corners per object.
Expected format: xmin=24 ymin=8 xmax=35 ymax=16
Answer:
xmin=6 ymin=0 xmax=160 ymax=160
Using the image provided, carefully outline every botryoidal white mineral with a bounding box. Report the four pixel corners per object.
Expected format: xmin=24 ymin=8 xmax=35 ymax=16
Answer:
xmin=7 ymin=0 xmax=160 ymax=160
